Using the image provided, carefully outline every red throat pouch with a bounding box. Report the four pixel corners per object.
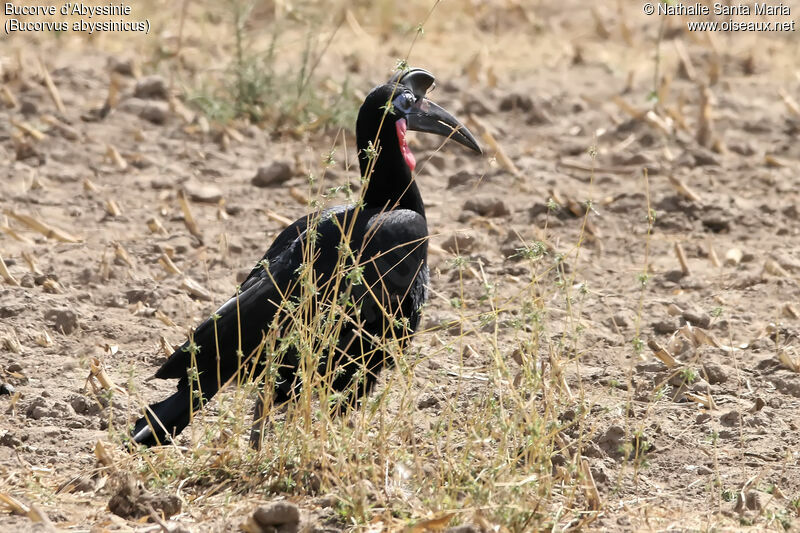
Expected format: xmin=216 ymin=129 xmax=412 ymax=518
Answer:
xmin=395 ymin=118 xmax=416 ymax=172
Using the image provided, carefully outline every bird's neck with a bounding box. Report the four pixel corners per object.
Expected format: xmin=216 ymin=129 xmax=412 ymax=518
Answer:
xmin=358 ymin=131 xmax=426 ymax=218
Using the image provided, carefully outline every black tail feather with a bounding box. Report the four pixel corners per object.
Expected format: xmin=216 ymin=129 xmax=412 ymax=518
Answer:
xmin=131 ymin=379 xmax=199 ymax=447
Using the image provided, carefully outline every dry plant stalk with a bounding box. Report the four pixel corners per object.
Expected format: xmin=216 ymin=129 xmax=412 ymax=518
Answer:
xmin=146 ymin=216 xmax=168 ymax=235
xmin=684 ymin=391 xmax=715 ymax=409
xmin=158 ymin=253 xmax=182 ymax=275
xmin=674 ymin=242 xmax=690 ymax=275
xmin=0 ymin=253 xmax=19 ymax=286
xmin=667 ymin=175 xmax=702 ymax=202
xmin=113 ymin=242 xmax=134 ymax=267
xmin=289 ymin=186 xmax=307 ymax=205
xmin=41 ymin=114 xmax=80 ymax=140
xmin=707 ymin=239 xmax=721 ymax=267
xmin=1 ymin=85 xmax=18 ymax=108
xmin=580 ymin=458 xmax=601 ymax=510
xmin=4 ymin=209 xmax=82 ymax=242
xmin=178 ymin=189 xmax=202 ymax=240
xmin=764 ymin=154 xmax=790 ymax=168
xmin=105 ymin=199 xmax=122 ymax=217
xmin=180 ymin=276 xmax=212 ymax=301
xmin=86 ymin=357 xmax=126 ymax=395
xmin=106 ymin=144 xmax=127 ymax=170
xmin=94 ymin=440 xmax=115 ymax=468
xmin=35 ymin=329 xmax=52 ymax=347
xmin=10 ymin=119 xmax=45 ymax=141
xmin=468 ymin=114 xmax=521 ymax=178
xmin=612 ymin=95 xmax=645 ymax=119
xmin=0 ymin=218 xmax=34 ymax=244
xmin=41 ymin=278 xmax=62 ymax=294
xmin=696 ymin=85 xmax=713 ymax=147
xmin=763 ymin=259 xmax=790 ymax=278
xmin=777 ymin=348 xmax=800 ymax=373
xmin=0 ymin=493 xmax=53 ymax=527
xmin=673 ymin=39 xmax=696 ymax=81
xmin=648 ymin=339 xmax=679 ymax=368
xmin=1 ymin=329 xmax=22 ymax=354
xmin=645 ymin=110 xmax=674 ymax=135
xmin=591 ymin=8 xmax=610 ymax=38
xmin=39 ymin=60 xmax=65 ymax=113
xmin=83 ymin=177 xmax=98 ymax=193
xmin=778 ymin=88 xmax=800 ymax=117
xmin=21 ymin=250 xmax=42 ymax=275
xmin=155 ymin=310 xmax=176 ymax=327
xmin=265 ymin=209 xmax=293 ymax=227
xmin=783 ymin=303 xmax=799 ymax=319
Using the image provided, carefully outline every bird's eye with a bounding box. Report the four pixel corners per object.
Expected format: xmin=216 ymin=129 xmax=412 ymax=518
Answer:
xmin=392 ymin=91 xmax=415 ymax=113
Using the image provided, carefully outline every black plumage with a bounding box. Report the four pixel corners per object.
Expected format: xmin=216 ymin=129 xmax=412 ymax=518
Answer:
xmin=131 ymin=68 xmax=480 ymax=448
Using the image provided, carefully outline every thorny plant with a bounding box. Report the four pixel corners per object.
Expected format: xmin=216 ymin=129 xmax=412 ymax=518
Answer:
xmin=187 ymin=0 xmax=357 ymax=131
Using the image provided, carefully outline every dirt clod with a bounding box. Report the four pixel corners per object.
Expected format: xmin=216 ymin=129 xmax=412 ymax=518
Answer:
xmin=253 ymin=501 xmax=300 ymax=526
xmin=118 ymin=98 xmax=169 ymax=124
xmin=44 ymin=307 xmax=79 ymax=335
xmin=184 ymin=180 xmax=224 ymax=204
xmin=447 ymin=170 xmax=475 ymax=188
xmin=463 ymin=197 xmax=510 ymax=217
xmin=108 ymin=477 xmax=181 ymax=520
xmin=134 ymin=75 xmax=169 ymax=100
xmin=252 ymin=161 xmax=293 ymax=187
xmin=441 ymin=233 xmax=476 ymax=254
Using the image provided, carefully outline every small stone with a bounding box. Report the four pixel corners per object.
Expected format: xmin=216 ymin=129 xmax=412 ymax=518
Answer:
xmin=0 ymin=432 xmax=22 ymax=447
xmin=611 ymin=312 xmax=629 ymax=329
xmin=26 ymin=397 xmax=49 ymax=420
xmin=0 ymin=383 xmax=15 ymax=396
xmin=0 ymin=304 xmax=23 ymax=318
xmin=703 ymin=214 xmax=731 ymax=233
xmin=20 ymin=100 xmax=37 ymax=115
xmin=425 ymin=152 xmax=447 ymax=172
xmin=662 ymin=270 xmax=686 ymax=283
xmin=703 ymin=362 xmax=728 ymax=384
xmin=133 ymin=75 xmax=169 ymax=100
xmin=44 ymin=307 xmax=79 ymax=335
xmin=253 ymin=501 xmax=300 ymax=527
xmin=70 ymin=394 xmax=101 ymax=415
xmin=719 ymin=410 xmax=741 ymax=426
xmin=161 ymin=235 xmax=194 ymax=255
xmin=783 ymin=204 xmax=799 ymax=220
xmin=118 ymin=98 xmax=169 ymax=124
xmin=183 ymin=180 xmax=223 ymax=204
xmin=652 ymin=319 xmax=677 ymax=335
xmin=696 ymin=465 xmax=713 ymax=475
xmin=499 ymin=93 xmax=533 ymax=113
xmin=690 ymin=147 xmax=721 ymax=166
xmin=463 ymin=197 xmax=510 ymax=217
xmin=682 ymin=309 xmax=711 ymax=328
xmin=252 ymin=161 xmax=293 ymax=187
xmin=108 ymin=57 xmax=136 ymax=76
xmin=695 ymin=413 xmax=712 ymax=424
xmin=441 ymin=233 xmax=476 ymax=254
xmin=447 ymin=170 xmax=474 ymax=188
xmin=417 ymin=395 xmax=439 ymax=409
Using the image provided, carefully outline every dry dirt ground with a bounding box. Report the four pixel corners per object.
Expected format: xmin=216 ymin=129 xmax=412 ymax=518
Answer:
xmin=2 ymin=1 xmax=800 ymax=531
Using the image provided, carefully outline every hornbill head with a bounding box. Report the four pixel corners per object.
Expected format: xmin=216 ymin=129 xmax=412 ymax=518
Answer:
xmin=358 ymin=68 xmax=482 ymax=173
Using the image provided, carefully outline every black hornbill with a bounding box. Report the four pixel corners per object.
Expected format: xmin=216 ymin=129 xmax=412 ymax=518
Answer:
xmin=131 ymin=68 xmax=481 ymax=448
